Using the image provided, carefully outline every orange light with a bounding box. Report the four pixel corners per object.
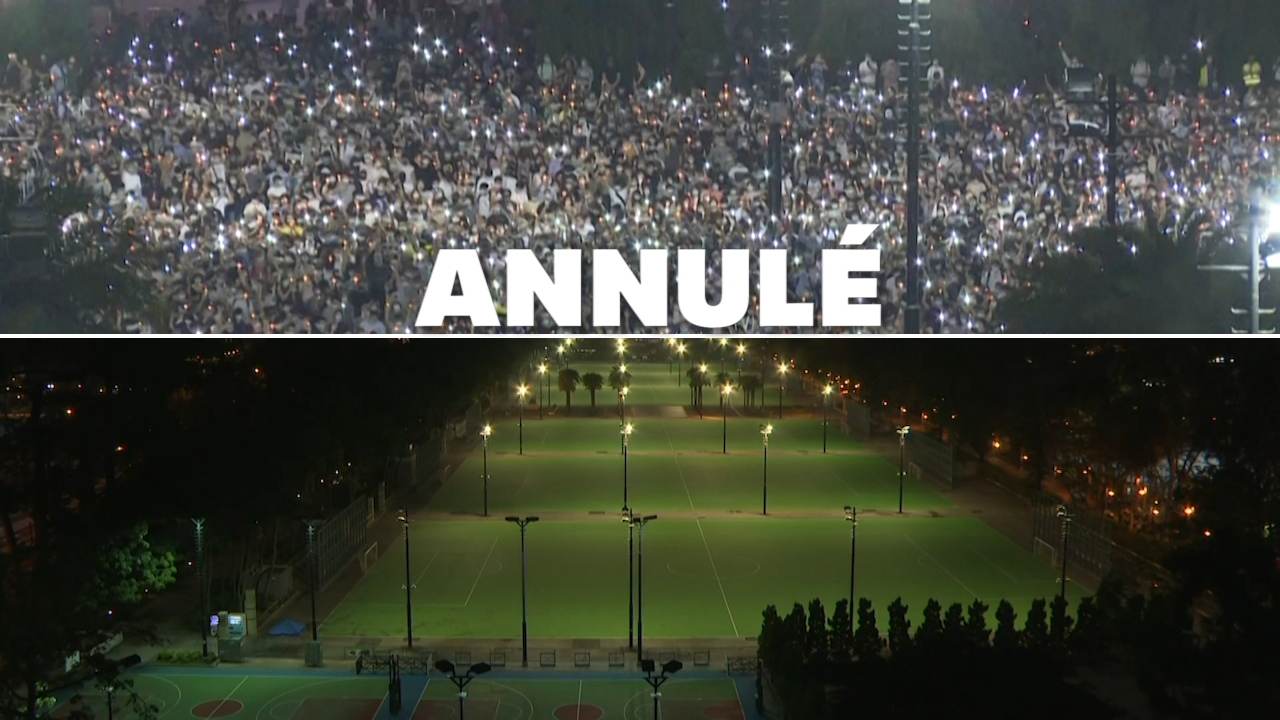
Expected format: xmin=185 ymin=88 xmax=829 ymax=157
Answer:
xmin=992 ymin=440 xmax=1001 ymax=449
xmin=1184 ymin=506 xmax=1195 ymax=516
xmin=1138 ymin=487 xmax=1148 ymax=496
xmin=1107 ymin=489 xmax=1115 ymax=497
xmin=1204 ymin=530 xmax=1211 ymax=537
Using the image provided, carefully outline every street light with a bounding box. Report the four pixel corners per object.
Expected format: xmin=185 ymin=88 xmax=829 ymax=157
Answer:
xmin=736 ymin=343 xmax=746 ymax=384
xmin=398 ymin=509 xmax=414 ymax=648
xmin=642 ymin=658 xmax=684 ymax=720
xmin=897 ymin=426 xmax=910 ymax=514
xmin=504 ymin=516 xmax=539 ymax=666
xmin=760 ymin=424 xmax=773 ymax=515
xmin=675 ymin=343 xmax=687 ymax=385
xmin=722 ymin=383 xmax=734 ymax=454
xmin=618 ymin=339 xmax=627 ymax=366
xmin=698 ymin=363 xmax=708 ymax=418
xmin=844 ymin=506 xmax=858 ymax=605
xmin=516 ymin=385 xmax=528 ymax=454
xmin=719 ymin=337 xmax=728 ymax=374
xmin=822 ymin=385 xmax=834 ymax=454
xmin=480 ymin=425 xmax=493 ymax=516
xmin=537 ymin=363 xmax=548 ymax=419
xmin=305 ymin=520 xmax=322 ymax=643
xmin=620 ymin=386 xmax=631 ymax=451
xmin=622 ymin=423 xmax=634 ymax=506
xmin=434 ymin=659 xmax=492 ymax=720
xmin=192 ymin=519 xmax=209 ymax=658
xmin=622 ymin=511 xmax=658 ymax=661
xmin=1056 ymin=505 xmax=1073 ymax=600
xmin=777 ymin=363 xmax=787 ymax=419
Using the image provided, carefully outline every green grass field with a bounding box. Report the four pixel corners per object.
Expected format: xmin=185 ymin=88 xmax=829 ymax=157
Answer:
xmin=316 ymin=362 xmax=1073 ymax=642
xmin=541 ymin=357 xmax=789 ymax=409
xmin=52 ymin=668 xmax=748 ymax=720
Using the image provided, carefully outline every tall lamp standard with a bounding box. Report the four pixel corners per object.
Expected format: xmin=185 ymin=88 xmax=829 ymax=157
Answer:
xmin=897 ymin=426 xmax=910 ymax=513
xmin=434 ymin=660 xmax=492 ymax=720
xmin=516 ymin=385 xmax=528 ymax=455
xmin=398 ymin=509 xmax=414 ymax=648
xmin=503 ymin=516 xmax=539 ymax=666
xmin=675 ymin=343 xmax=687 ymax=386
xmin=721 ymin=383 xmax=734 ymax=454
xmin=621 ymin=511 xmax=659 ymax=662
xmin=617 ymin=339 xmax=627 ymax=367
xmin=822 ymin=385 xmax=834 ymax=454
xmin=305 ymin=520 xmax=321 ymax=642
xmin=619 ymin=385 xmax=630 ymax=452
xmin=698 ymin=364 xmax=708 ymax=419
xmin=736 ymin=343 xmax=746 ymax=384
xmin=537 ymin=363 xmax=548 ymax=419
xmin=621 ymin=423 xmax=634 ymax=507
xmin=192 ymin=518 xmax=209 ymax=658
xmin=844 ymin=506 xmax=858 ymax=605
xmin=1057 ymin=505 xmax=1073 ymax=600
xmin=718 ymin=337 xmax=728 ymax=374
xmin=642 ymin=659 xmax=684 ymax=720
xmin=777 ymin=363 xmax=788 ymax=419
xmin=479 ymin=425 xmax=493 ymax=516
xmin=759 ymin=424 xmax=773 ymax=515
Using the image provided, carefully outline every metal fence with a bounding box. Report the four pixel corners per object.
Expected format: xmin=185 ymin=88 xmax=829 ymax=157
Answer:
xmin=1031 ymin=492 xmax=1113 ymax=578
xmin=905 ymin=432 xmax=954 ymax=489
xmin=315 ymin=495 xmax=371 ymax=589
xmin=846 ymin=402 xmax=871 ymax=440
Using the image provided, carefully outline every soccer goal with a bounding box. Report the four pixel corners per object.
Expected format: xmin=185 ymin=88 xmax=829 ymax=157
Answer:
xmin=359 ymin=543 xmax=378 ymax=573
xmin=1033 ymin=538 xmax=1056 ymax=567
xmin=908 ymin=462 xmax=922 ymax=478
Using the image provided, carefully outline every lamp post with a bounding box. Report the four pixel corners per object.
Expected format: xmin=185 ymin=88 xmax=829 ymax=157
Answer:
xmin=398 ymin=509 xmax=414 ymax=648
xmin=516 ymin=385 xmax=528 ymax=454
xmin=192 ymin=518 xmax=209 ymax=658
xmin=622 ymin=511 xmax=658 ymax=661
xmin=698 ymin=364 xmax=708 ymax=419
xmin=897 ymin=426 xmax=910 ymax=513
xmin=622 ymin=423 xmax=634 ymax=507
xmin=305 ymin=520 xmax=321 ymax=642
xmin=537 ymin=363 xmax=547 ymax=419
xmin=822 ymin=385 xmax=833 ymax=454
xmin=480 ymin=425 xmax=493 ymax=516
xmin=722 ymin=383 xmax=734 ymax=454
xmin=736 ymin=343 xmax=746 ymax=384
xmin=719 ymin=337 xmax=728 ymax=374
xmin=760 ymin=424 xmax=773 ymax=515
xmin=504 ymin=516 xmax=539 ymax=666
xmin=777 ymin=363 xmax=787 ymax=419
xmin=1057 ymin=505 xmax=1072 ymax=600
xmin=642 ymin=658 xmax=684 ymax=720
xmin=676 ymin=343 xmax=686 ymax=385
xmin=618 ymin=339 xmax=627 ymax=366
xmin=104 ymin=682 xmax=115 ymax=720
xmin=844 ymin=506 xmax=858 ymax=605
xmin=619 ymin=385 xmax=630 ymax=452
xmin=434 ymin=660 xmax=492 ymax=720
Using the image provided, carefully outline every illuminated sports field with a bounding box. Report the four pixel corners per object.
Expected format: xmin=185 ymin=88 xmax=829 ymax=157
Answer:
xmin=320 ymin=363 xmax=1071 ymax=641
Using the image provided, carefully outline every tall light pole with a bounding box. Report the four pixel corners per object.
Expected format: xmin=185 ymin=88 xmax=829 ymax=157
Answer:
xmin=822 ymin=385 xmax=833 ymax=454
xmin=642 ymin=658 xmax=684 ymax=720
xmin=897 ymin=426 xmax=910 ymax=514
xmin=480 ymin=424 xmax=493 ymax=516
xmin=676 ymin=343 xmax=686 ymax=386
xmin=305 ymin=520 xmax=321 ymax=642
xmin=622 ymin=507 xmax=636 ymax=649
xmin=1057 ymin=505 xmax=1072 ymax=600
xmin=736 ymin=343 xmax=746 ymax=384
xmin=619 ymin=385 xmax=630 ymax=452
xmin=722 ymin=383 xmax=734 ymax=454
xmin=760 ymin=424 xmax=773 ymax=515
xmin=622 ymin=512 xmax=659 ymax=662
xmin=719 ymin=337 xmax=728 ymax=374
xmin=504 ymin=516 xmax=539 ymax=666
xmin=434 ymin=660 xmax=492 ymax=720
xmin=698 ymin=364 xmax=708 ymax=419
xmin=844 ymin=506 xmax=857 ymax=605
xmin=192 ymin=519 xmax=209 ymax=658
xmin=537 ymin=363 xmax=547 ymax=419
xmin=516 ymin=385 xmax=528 ymax=454
xmin=618 ymin=339 xmax=627 ymax=367
xmin=398 ymin=509 xmax=414 ymax=648
xmin=777 ymin=363 xmax=787 ymax=419
xmin=622 ymin=423 xmax=634 ymax=507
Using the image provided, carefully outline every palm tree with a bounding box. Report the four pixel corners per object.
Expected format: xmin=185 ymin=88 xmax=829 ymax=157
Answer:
xmin=558 ymin=368 xmax=581 ymax=415
xmin=608 ymin=365 xmax=633 ymax=393
xmin=686 ymin=366 xmax=710 ymax=408
xmin=1000 ymin=220 xmax=1243 ymax=333
xmin=582 ymin=373 xmax=605 ymax=413
xmin=740 ymin=374 xmax=763 ymax=409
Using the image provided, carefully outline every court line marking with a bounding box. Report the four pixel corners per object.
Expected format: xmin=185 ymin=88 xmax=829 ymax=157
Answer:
xmin=658 ymin=420 xmax=740 ymax=637
xmin=204 ymin=676 xmax=247 ymax=720
xmin=576 ymin=681 xmax=583 ymax=720
xmin=903 ymin=534 xmax=979 ymax=599
xmin=968 ymin=546 xmax=1021 ymax=583
xmin=414 ymin=550 xmax=441 ymax=587
xmin=146 ymin=674 xmax=182 ymax=717
xmin=463 ymin=536 xmax=500 ymax=606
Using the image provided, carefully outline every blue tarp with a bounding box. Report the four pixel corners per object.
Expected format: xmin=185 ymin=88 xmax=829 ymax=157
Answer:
xmin=267 ymin=619 xmax=307 ymax=637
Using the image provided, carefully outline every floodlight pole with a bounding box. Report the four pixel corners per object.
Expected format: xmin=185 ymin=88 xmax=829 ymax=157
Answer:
xmin=400 ymin=510 xmax=414 ymax=648
xmin=845 ymin=507 xmax=858 ymax=605
xmin=778 ymin=368 xmax=785 ymax=419
xmin=625 ymin=513 xmax=658 ymax=662
xmin=517 ymin=388 xmax=525 ymax=455
xmin=306 ymin=520 xmax=321 ymax=642
xmin=760 ymin=426 xmax=772 ymax=515
xmin=505 ymin=516 xmax=539 ymax=666
xmin=480 ymin=426 xmax=492 ymax=516
xmin=897 ymin=426 xmax=910 ymax=513
xmin=622 ymin=427 xmax=632 ymax=507
xmin=626 ymin=509 xmax=635 ymax=648
xmin=822 ymin=388 xmax=830 ymax=454
xmin=1058 ymin=506 xmax=1073 ymax=601
xmin=722 ymin=391 xmax=729 ymax=454
xmin=192 ymin=519 xmax=209 ymax=658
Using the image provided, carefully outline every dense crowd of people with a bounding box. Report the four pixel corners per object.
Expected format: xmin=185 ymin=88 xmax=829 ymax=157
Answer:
xmin=2 ymin=0 xmax=1278 ymax=333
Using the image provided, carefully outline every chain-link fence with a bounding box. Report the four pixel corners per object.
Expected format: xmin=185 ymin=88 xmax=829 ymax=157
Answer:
xmin=1031 ymin=492 xmax=1113 ymax=578
xmin=846 ymin=402 xmax=871 ymax=440
xmin=315 ymin=495 xmax=371 ymax=589
xmin=905 ymin=432 xmax=953 ymax=489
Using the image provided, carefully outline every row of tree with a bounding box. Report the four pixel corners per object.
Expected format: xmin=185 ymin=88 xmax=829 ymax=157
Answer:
xmin=0 ymin=339 xmax=536 ymax=718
